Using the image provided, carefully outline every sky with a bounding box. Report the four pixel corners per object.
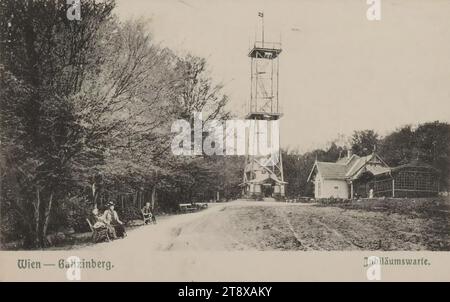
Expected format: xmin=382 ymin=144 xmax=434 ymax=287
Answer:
xmin=115 ymin=0 xmax=450 ymax=152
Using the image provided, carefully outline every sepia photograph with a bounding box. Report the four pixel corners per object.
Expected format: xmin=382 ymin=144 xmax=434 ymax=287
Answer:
xmin=0 ymin=0 xmax=450 ymax=283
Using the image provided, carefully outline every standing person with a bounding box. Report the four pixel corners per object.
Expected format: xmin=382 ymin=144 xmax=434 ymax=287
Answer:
xmin=141 ymin=202 xmax=157 ymax=224
xmin=103 ymin=202 xmax=127 ymax=238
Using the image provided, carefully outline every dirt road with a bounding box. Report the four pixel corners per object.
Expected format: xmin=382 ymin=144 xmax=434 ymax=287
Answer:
xmin=83 ymin=200 xmax=251 ymax=252
xmin=81 ymin=198 xmax=449 ymax=252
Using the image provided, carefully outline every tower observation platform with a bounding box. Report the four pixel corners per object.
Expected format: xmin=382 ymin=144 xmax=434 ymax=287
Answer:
xmin=246 ymin=40 xmax=283 ymax=121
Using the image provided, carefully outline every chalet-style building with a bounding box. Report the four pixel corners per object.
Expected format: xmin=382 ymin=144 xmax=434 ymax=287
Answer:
xmin=307 ymin=151 xmax=440 ymax=199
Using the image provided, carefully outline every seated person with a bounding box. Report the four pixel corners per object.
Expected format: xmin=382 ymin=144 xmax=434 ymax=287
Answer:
xmin=91 ymin=207 xmax=116 ymax=240
xmin=141 ymin=202 xmax=156 ymax=224
xmin=103 ymin=202 xmax=126 ymax=238
xmin=91 ymin=208 xmax=107 ymax=229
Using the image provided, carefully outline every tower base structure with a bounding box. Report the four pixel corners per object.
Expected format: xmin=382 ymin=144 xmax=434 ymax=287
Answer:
xmin=242 ymin=157 xmax=286 ymax=200
xmin=241 ymin=112 xmax=286 ymax=201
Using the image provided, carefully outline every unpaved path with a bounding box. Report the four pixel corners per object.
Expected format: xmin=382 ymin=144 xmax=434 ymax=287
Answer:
xmin=79 ymin=199 xmax=449 ymax=251
xmin=81 ymin=200 xmax=312 ymax=251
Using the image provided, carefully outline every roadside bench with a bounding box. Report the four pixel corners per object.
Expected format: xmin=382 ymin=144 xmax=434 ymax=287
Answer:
xmin=179 ymin=203 xmax=197 ymax=213
xmin=179 ymin=202 xmax=208 ymax=213
xmin=195 ymin=203 xmax=208 ymax=209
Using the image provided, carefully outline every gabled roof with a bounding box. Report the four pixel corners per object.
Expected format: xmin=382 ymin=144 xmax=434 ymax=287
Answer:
xmin=345 ymin=154 xmax=372 ymax=177
xmin=307 ymin=152 xmax=391 ymax=182
xmin=346 ymin=153 xmax=390 ymax=180
xmin=310 ymin=162 xmax=347 ymax=181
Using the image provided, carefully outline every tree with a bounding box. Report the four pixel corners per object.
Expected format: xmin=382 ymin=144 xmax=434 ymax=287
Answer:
xmin=0 ymin=0 xmax=116 ymax=247
xmin=151 ymin=54 xmax=234 ymax=205
xmin=173 ymin=55 xmax=230 ymax=122
xmin=351 ymin=130 xmax=379 ymax=156
xmin=378 ymin=125 xmax=415 ymax=165
xmin=0 ymin=1 xmax=238 ymax=248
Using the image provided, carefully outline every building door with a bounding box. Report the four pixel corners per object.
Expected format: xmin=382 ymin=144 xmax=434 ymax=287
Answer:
xmin=262 ymin=184 xmax=273 ymax=197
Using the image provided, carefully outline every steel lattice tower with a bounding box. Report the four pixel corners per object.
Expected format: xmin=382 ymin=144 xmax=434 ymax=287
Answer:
xmin=242 ymin=13 xmax=286 ymax=199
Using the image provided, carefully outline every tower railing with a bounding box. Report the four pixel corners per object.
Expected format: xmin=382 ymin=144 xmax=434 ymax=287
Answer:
xmin=252 ymin=41 xmax=282 ymax=50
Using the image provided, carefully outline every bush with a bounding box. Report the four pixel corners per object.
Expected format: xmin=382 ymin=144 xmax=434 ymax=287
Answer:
xmin=0 ymin=202 xmax=26 ymax=244
xmin=118 ymin=203 xmax=142 ymax=223
xmin=58 ymin=196 xmax=93 ymax=233
xmin=317 ymin=197 xmax=350 ymax=205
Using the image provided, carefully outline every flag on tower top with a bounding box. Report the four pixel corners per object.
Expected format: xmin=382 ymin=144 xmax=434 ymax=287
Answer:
xmin=258 ymin=12 xmax=264 ymax=17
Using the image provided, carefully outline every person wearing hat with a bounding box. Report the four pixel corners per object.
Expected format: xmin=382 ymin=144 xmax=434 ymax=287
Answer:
xmin=103 ymin=202 xmax=126 ymax=238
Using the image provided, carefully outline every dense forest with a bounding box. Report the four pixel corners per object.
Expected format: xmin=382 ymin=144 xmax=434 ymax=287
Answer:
xmin=0 ymin=0 xmax=241 ymax=248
